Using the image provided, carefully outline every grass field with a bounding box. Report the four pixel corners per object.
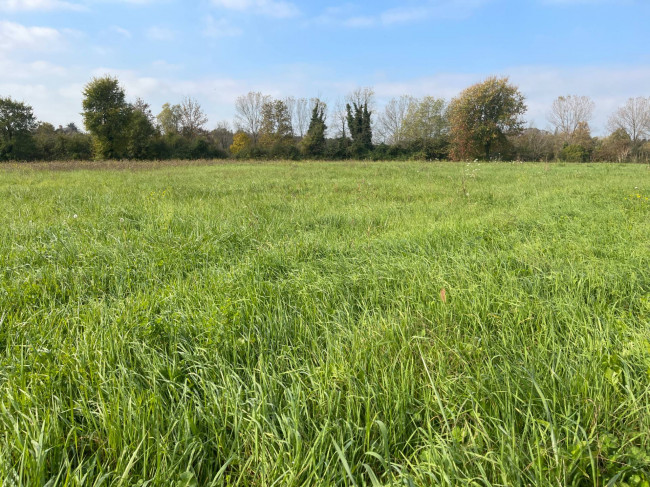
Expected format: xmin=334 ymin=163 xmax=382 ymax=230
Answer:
xmin=1 ymin=160 xmax=649 ymax=486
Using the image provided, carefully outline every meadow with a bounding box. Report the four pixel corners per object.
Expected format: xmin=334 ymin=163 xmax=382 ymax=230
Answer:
xmin=0 ymin=160 xmax=649 ymax=486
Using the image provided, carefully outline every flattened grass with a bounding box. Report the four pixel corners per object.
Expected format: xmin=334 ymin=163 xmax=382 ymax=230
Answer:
xmin=1 ymin=161 xmax=649 ymax=485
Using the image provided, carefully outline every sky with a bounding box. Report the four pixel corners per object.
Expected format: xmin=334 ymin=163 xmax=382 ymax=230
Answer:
xmin=1 ymin=0 xmax=649 ymax=135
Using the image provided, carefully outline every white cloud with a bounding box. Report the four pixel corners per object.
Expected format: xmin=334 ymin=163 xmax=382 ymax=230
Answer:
xmin=0 ymin=21 xmax=65 ymax=52
xmin=0 ymin=0 xmax=170 ymax=11
xmin=315 ymin=0 xmax=490 ymax=28
xmin=0 ymin=0 xmax=85 ymax=11
xmin=203 ymin=15 xmax=243 ymax=38
xmin=210 ymin=0 xmax=299 ymax=18
xmin=1 ymin=54 xmax=648 ymax=135
xmin=110 ymin=25 xmax=132 ymax=39
xmin=146 ymin=26 xmax=176 ymax=41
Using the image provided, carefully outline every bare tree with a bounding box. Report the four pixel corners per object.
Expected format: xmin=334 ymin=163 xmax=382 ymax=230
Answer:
xmin=293 ymin=98 xmax=311 ymax=138
xmin=331 ymin=97 xmax=349 ymax=139
xmin=608 ymin=96 xmax=650 ymax=143
xmin=376 ymin=95 xmax=415 ymax=144
xmin=234 ymin=91 xmax=269 ymax=145
xmin=133 ymin=97 xmax=155 ymax=123
xmin=548 ymin=95 xmax=595 ymax=139
xmin=178 ymin=96 xmax=208 ymax=138
xmin=212 ymin=120 xmax=233 ymax=151
xmin=346 ymin=87 xmax=375 ymax=111
xmin=512 ymin=126 xmax=555 ymax=161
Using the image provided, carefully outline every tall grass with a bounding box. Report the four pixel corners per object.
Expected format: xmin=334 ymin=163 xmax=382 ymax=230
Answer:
xmin=0 ymin=161 xmax=649 ymax=486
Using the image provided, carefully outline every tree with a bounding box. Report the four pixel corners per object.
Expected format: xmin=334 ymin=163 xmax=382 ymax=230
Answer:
xmin=376 ymin=95 xmax=414 ymax=145
xmin=510 ymin=126 xmax=555 ymax=161
xmin=0 ymin=97 xmax=37 ymax=160
xmin=230 ymin=131 xmax=251 ymax=156
xmin=293 ymin=97 xmax=311 ymax=138
xmin=259 ymin=99 xmax=293 ymax=150
xmin=127 ymin=98 xmax=158 ymax=159
xmin=401 ymin=96 xmax=448 ymax=157
xmin=608 ymin=97 xmax=650 ymax=144
xmin=82 ymin=76 xmax=131 ymax=159
xmin=235 ymin=91 xmax=269 ymax=145
xmin=157 ymin=103 xmax=182 ymax=136
xmin=596 ymin=128 xmax=632 ymax=162
xmin=178 ymin=97 xmax=208 ymax=138
xmin=346 ymin=87 xmax=375 ymax=113
xmin=301 ymin=99 xmax=327 ymax=158
xmin=448 ymin=76 xmax=526 ymax=160
xmin=548 ymin=95 xmax=595 ymax=141
xmin=212 ymin=121 xmax=234 ymax=151
xmin=346 ymin=101 xmax=373 ymax=157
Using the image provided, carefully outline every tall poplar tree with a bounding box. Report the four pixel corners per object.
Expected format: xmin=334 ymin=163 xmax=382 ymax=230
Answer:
xmin=301 ymin=100 xmax=327 ymax=158
xmin=346 ymin=102 xmax=372 ymax=157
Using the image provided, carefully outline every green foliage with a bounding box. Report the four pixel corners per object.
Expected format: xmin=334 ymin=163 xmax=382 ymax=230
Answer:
xmin=402 ymin=96 xmax=448 ymax=148
xmin=32 ymin=123 xmax=93 ymax=161
xmin=0 ymin=97 xmax=37 ymax=160
xmin=449 ymin=76 xmax=527 ymax=160
xmin=157 ymin=103 xmax=182 ymax=136
xmin=595 ymin=128 xmax=633 ymax=162
xmin=561 ymin=143 xmax=590 ymax=162
xmin=259 ymin=99 xmax=293 ymax=152
xmin=346 ymin=101 xmax=373 ymax=157
xmin=0 ymin=162 xmax=649 ymax=485
xmin=82 ymin=76 xmax=132 ymax=159
xmin=301 ymin=100 xmax=327 ymax=158
xmin=126 ymin=101 xmax=158 ymax=160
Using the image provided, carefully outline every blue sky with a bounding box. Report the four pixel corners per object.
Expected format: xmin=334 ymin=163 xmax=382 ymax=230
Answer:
xmin=1 ymin=0 xmax=649 ymax=134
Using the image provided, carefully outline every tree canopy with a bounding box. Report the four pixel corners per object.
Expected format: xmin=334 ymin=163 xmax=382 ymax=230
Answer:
xmin=82 ymin=76 xmax=132 ymax=159
xmin=448 ymin=77 xmax=527 ymax=160
xmin=301 ymin=100 xmax=327 ymax=158
xmin=0 ymin=97 xmax=37 ymax=160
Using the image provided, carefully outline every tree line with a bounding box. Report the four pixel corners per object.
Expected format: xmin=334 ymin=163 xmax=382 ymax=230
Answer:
xmin=1 ymin=75 xmax=649 ymax=162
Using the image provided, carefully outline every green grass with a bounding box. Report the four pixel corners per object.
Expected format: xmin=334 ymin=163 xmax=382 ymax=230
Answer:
xmin=1 ymin=160 xmax=649 ymax=486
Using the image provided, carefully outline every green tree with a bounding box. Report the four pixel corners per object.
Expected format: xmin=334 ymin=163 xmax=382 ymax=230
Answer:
xmin=301 ymin=100 xmax=327 ymax=158
xmin=346 ymin=101 xmax=372 ymax=157
xmin=595 ymin=128 xmax=631 ymax=162
xmin=82 ymin=76 xmax=131 ymax=159
xmin=157 ymin=103 xmax=182 ymax=136
xmin=259 ymin=99 xmax=293 ymax=151
xmin=448 ymin=76 xmax=526 ymax=160
xmin=0 ymin=97 xmax=37 ymax=160
xmin=33 ymin=122 xmax=57 ymax=160
xmin=560 ymin=144 xmax=590 ymax=162
xmin=402 ymin=96 xmax=448 ymax=158
xmin=127 ymin=98 xmax=158 ymax=159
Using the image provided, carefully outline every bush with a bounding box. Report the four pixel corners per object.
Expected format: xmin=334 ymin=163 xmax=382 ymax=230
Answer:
xmin=560 ymin=144 xmax=590 ymax=162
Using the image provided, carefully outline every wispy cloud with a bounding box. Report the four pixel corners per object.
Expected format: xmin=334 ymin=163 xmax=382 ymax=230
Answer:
xmin=0 ymin=0 xmax=169 ymax=11
xmin=0 ymin=0 xmax=85 ymax=11
xmin=315 ymin=0 xmax=490 ymax=28
xmin=203 ymin=15 xmax=243 ymax=38
xmin=210 ymin=0 xmax=300 ymax=19
xmin=110 ymin=25 xmax=132 ymax=39
xmin=0 ymin=20 xmax=65 ymax=52
xmin=146 ymin=26 xmax=176 ymax=41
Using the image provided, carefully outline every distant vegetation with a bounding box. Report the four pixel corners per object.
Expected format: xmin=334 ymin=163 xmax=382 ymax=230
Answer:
xmin=1 ymin=161 xmax=648 ymax=485
xmin=1 ymin=76 xmax=649 ymax=162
